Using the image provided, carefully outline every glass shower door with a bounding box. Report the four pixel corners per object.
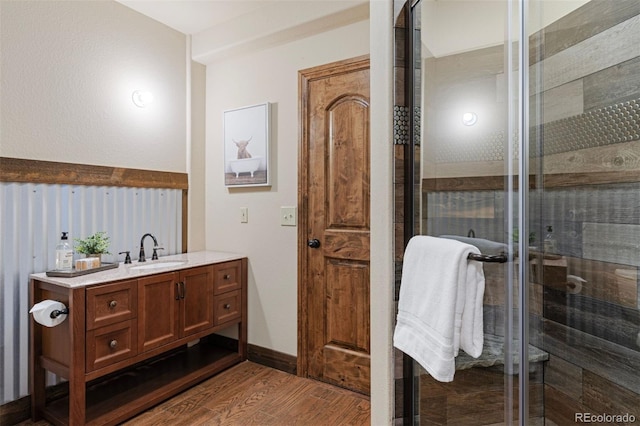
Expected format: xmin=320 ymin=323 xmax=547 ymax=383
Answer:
xmin=410 ymin=0 xmax=532 ymax=423
xmin=407 ymin=0 xmax=640 ymax=424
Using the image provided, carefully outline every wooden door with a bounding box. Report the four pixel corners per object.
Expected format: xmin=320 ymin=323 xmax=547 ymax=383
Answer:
xmin=180 ymin=265 xmax=214 ymax=337
xmin=298 ymin=55 xmax=371 ymax=395
xmin=138 ymin=272 xmax=179 ymax=352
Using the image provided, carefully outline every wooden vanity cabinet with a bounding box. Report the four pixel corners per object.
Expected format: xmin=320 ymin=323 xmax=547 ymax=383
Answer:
xmin=138 ymin=266 xmax=216 ymax=353
xmin=30 ymin=257 xmax=247 ymax=426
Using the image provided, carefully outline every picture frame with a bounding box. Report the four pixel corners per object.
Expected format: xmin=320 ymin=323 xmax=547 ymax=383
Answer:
xmin=223 ymin=102 xmax=271 ymax=187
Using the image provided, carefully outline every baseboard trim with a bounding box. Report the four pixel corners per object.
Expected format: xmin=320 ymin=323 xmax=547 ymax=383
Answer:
xmin=248 ymin=344 xmax=297 ymax=375
xmin=0 ymin=381 xmax=68 ymax=425
xmin=0 ymin=394 xmax=30 ymax=426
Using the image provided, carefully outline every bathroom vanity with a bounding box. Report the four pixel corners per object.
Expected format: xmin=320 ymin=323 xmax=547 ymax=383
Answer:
xmin=29 ymin=251 xmax=247 ymax=426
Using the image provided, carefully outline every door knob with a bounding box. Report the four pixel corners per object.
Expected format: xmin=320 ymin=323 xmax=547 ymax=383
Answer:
xmin=307 ymin=239 xmax=320 ymax=248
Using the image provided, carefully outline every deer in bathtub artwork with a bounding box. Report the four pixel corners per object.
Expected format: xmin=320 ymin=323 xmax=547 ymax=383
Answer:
xmin=227 ymin=136 xmax=262 ymax=180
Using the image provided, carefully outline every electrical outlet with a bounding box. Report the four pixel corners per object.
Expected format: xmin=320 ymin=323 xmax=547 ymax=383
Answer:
xmin=240 ymin=207 xmax=248 ymax=223
xmin=281 ymin=207 xmax=297 ymax=226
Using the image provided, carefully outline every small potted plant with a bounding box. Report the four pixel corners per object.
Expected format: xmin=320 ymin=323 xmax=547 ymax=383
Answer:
xmin=74 ymin=231 xmax=111 ymax=267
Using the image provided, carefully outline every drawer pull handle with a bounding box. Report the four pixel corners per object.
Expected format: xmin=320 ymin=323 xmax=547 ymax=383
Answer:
xmin=109 ymin=300 xmax=117 ymax=308
xmin=224 ymin=304 xmax=231 ymax=310
xmin=223 ymin=274 xmax=231 ymax=280
xmin=109 ymin=340 xmax=118 ymax=349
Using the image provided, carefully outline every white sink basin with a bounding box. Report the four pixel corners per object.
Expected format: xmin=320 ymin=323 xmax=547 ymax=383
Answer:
xmin=131 ymin=261 xmax=186 ymax=270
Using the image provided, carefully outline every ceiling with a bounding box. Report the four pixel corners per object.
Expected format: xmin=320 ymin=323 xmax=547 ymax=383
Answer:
xmin=116 ymin=1 xmax=279 ymax=35
xmin=117 ymin=0 xmax=367 ymax=35
xmin=116 ymin=0 xmax=370 ymax=63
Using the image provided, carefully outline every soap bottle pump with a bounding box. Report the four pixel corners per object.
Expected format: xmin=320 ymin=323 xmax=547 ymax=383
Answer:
xmin=55 ymin=232 xmax=73 ymax=270
xmin=543 ymin=225 xmax=557 ymax=254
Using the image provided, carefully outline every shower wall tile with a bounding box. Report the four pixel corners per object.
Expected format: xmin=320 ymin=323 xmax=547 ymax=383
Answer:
xmin=544 ymin=288 xmax=640 ymax=352
xmin=545 ymin=354 xmax=583 ymax=401
xmin=529 ymin=15 xmax=640 ymax=95
xmin=544 ymin=384 xmax=588 ymax=426
xmin=584 ymin=56 xmax=640 ymax=112
xmin=542 ymin=140 xmax=640 ymax=176
xmin=583 ymin=222 xmax=640 ymax=267
xmin=583 ymin=370 xmax=640 ymax=419
xmin=532 ymin=79 xmax=584 ymax=125
xmin=529 ymin=0 xmax=640 ymax=65
xmin=394 ymin=26 xmax=406 ymax=68
xmin=542 ymin=319 xmax=640 ymax=395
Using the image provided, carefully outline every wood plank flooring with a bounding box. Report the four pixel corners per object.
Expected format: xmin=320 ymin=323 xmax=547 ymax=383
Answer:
xmin=17 ymin=361 xmax=371 ymax=426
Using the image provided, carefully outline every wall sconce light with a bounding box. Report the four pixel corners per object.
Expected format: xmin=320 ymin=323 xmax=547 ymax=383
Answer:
xmin=132 ymin=90 xmax=154 ymax=108
xmin=462 ymin=112 xmax=478 ymax=126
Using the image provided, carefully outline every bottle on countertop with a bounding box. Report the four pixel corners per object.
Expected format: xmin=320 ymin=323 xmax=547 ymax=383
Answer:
xmin=55 ymin=232 xmax=73 ymax=270
xmin=543 ymin=225 xmax=557 ymax=254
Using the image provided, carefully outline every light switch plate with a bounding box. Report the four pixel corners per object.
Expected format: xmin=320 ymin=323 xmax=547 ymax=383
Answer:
xmin=240 ymin=207 xmax=248 ymax=223
xmin=281 ymin=207 xmax=297 ymax=226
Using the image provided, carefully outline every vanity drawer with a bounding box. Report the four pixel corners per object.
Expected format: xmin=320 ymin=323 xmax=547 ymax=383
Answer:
xmin=214 ymin=290 xmax=241 ymax=325
xmin=214 ymin=261 xmax=241 ymax=294
xmin=86 ymin=280 xmax=137 ymax=330
xmin=86 ymin=320 xmax=138 ymax=372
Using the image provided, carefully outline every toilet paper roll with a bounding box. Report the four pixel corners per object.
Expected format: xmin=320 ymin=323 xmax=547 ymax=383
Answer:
xmin=29 ymin=300 xmax=68 ymax=327
xmin=566 ymin=275 xmax=586 ymax=295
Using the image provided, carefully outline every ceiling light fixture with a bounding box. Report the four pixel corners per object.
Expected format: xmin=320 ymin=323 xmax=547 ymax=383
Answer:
xmin=462 ymin=112 xmax=478 ymax=126
xmin=132 ymin=90 xmax=154 ymax=108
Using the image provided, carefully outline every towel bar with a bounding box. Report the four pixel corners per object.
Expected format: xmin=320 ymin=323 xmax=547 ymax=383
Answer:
xmin=467 ymin=253 xmax=509 ymax=263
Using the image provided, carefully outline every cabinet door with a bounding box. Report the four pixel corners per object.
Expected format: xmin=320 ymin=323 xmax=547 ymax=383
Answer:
xmin=138 ymin=272 xmax=179 ymax=353
xmin=179 ymin=266 xmax=214 ymax=337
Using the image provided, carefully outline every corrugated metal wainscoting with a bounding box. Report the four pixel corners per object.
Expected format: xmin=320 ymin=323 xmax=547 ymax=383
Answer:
xmin=0 ymin=182 xmax=182 ymax=404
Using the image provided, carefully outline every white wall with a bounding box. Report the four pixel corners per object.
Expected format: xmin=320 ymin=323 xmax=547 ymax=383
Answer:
xmin=370 ymin=1 xmax=395 ymax=423
xmin=0 ymin=1 xmax=187 ymax=172
xmin=189 ymin=60 xmax=207 ymax=251
xmin=205 ymin=19 xmax=370 ymax=356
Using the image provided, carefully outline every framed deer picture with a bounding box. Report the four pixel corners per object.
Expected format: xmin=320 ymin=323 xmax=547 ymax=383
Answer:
xmin=223 ymin=102 xmax=271 ymax=187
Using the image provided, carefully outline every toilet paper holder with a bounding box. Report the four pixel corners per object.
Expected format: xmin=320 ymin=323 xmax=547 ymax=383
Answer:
xmin=50 ymin=308 xmax=69 ymax=319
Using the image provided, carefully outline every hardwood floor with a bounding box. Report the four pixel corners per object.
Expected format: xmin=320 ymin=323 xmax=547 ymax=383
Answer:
xmin=18 ymin=361 xmax=371 ymax=425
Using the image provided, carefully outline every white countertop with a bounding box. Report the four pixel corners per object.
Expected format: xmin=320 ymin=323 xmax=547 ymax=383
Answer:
xmin=30 ymin=251 xmax=246 ymax=288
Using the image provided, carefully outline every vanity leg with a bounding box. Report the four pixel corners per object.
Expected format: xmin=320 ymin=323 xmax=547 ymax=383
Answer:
xmin=68 ymin=287 xmax=87 ymax=425
xmin=29 ymin=280 xmax=45 ymax=420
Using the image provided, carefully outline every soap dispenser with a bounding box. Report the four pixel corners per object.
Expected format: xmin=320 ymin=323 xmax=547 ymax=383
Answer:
xmin=543 ymin=225 xmax=557 ymax=254
xmin=55 ymin=232 xmax=73 ymax=270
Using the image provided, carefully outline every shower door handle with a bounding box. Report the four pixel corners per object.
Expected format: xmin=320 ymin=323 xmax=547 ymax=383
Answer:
xmin=307 ymin=239 xmax=321 ymax=249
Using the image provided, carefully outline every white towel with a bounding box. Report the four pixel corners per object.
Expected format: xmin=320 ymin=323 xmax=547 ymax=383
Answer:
xmin=393 ymin=235 xmax=485 ymax=382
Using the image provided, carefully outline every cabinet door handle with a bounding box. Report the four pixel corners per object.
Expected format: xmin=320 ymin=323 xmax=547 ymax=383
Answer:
xmin=224 ymin=303 xmax=231 ymax=310
xmin=109 ymin=339 xmax=118 ymax=349
xmin=175 ymin=282 xmax=186 ymax=300
xmin=223 ymin=274 xmax=231 ymax=280
xmin=109 ymin=300 xmax=117 ymax=309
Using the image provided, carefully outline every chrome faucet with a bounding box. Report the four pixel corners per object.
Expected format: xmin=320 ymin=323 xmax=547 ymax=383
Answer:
xmin=467 ymin=229 xmax=476 ymax=238
xmin=138 ymin=233 xmax=160 ymax=262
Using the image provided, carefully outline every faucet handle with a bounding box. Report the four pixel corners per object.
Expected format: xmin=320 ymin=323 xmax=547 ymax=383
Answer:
xmin=118 ymin=251 xmax=132 ymax=264
xmin=152 ymin=247 xmax=164 ymax=260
